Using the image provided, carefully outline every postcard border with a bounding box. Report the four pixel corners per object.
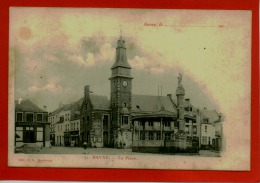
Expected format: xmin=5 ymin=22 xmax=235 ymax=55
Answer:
xmin=0 ymin=0 xmax=259 ymax=182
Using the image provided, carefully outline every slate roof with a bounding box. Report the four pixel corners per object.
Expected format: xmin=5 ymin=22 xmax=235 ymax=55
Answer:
xmin=49 ymin=104 xmax=71 ymax=116
xmin=131 ymin=94 xmax=177 ymax=115
xmin=70 ymin=98 xmax=84 ymax=120
xmin=15 ymin=99 xmax=47 ymax=113
xmin=89 ymin=94 xmax=110 ymax=110
xmin=132 ymin=109 xmax=177 ymax=119
xmin=201 ymin=109 xmax=220 ymax=124
xmin=49 ymin=98 xmax=83 ymax=118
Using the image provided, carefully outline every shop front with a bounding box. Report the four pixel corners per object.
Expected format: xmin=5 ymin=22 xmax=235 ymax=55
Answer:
xmin=70 ymin=130 xmax=80 ymax=146
xmin=15 ymin=122 xmax=50 ymax=147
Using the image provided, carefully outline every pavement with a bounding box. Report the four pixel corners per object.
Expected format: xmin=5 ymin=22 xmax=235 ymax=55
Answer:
xmin=29 ymin=146 xmax=221 ymax=157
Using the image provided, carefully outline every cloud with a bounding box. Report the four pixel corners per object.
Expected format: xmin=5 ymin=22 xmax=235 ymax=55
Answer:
xmin=28 ymin=77 xmax=68 ymax=93
xmin=43 ymin=83 xmax=64 ymax=92
xmin=43 ymin=53 xmax=60 ymax=63
xmin=128 ymin=42 xmax=175 ymax=74
xmin=129 ymin=56 xmax=146 ymax=70
xmin=28 ymin=83 xmax=65 ymax=93
xmin=28 ymin=85 xmax=41 ymax=92
xmin=69 ymin=53 xmax=95 ymax=68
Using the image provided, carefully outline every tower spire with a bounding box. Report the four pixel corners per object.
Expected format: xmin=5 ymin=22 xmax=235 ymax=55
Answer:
xmin=111 ymin=30 xmax=131 ymax=69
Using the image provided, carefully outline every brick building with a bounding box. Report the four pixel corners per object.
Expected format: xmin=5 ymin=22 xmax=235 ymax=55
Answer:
xmin=80 ymin=86 xmax=111 ymax=147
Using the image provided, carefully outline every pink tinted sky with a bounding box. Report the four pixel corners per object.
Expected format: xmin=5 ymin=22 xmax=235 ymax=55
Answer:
xmin=9 ymin=8 xmax=251 ymax=112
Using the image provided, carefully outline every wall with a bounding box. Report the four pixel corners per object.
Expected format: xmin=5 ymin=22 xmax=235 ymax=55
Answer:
xmin=80 ymin=99 xmax=92 ymax=146
xmin=201 ymin=123 xmax=215 ymax=146
xmin=44 ymin=124 xmax=50 ymax=147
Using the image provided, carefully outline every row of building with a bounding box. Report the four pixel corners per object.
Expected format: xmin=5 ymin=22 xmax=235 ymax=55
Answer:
xmin=14 ymin=36 xmax=224 ymax=153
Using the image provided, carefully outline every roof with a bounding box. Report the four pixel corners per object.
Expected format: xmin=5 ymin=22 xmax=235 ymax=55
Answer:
xmin=111 ymin=38 xmax=131 ymax=69
xmin=131 ymin=94 xmax=177 ymax=115
xmin=49 ymin=104 xmax=71 ymax=116
xmin=15 ymin=99 xmax=47 ymax=113
xmin=89 ymin=94 xmax=110 ymax=110
xmin=49 ymin=98 xmax=83 ymax=118
xmin=70 ymin=98 xmax=84 ymax=120
xmin=201 ymin=109 xmax=220 ymax=124
xmin=132 ymin=109 xmax=177 ymax=119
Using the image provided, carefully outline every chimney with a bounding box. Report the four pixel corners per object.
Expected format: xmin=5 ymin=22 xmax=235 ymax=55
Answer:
xmin=43 ymin=105 xmax=47 ymax=111
xmin=167 ymin=94 xmax=172 ymax=99
xmin=185 ymin=98 xmax=190 ymax=102
xmin=204 ymin=107 xmax=207 ymax=110
xmin=84 ymin=85 xmax=90 ymax=99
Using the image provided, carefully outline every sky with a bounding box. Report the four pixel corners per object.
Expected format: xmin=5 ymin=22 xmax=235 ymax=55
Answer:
xmin=9 ymin=8 xmax=251 ymax=113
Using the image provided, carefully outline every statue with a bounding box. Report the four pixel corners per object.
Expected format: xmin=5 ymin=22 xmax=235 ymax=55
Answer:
xmin=177 ymin=73 xmax=182 ymax=86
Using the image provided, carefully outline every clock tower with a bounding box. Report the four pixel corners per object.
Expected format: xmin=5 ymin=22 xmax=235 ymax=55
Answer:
xmin=109 ymin=35 xmax=133 ymax=148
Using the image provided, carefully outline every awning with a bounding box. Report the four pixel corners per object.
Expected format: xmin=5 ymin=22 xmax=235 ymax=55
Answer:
xmin=15 ymin=133 xmax=20 ymax=138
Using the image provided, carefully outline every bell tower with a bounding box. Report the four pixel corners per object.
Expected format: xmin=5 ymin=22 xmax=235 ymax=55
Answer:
xmin=109 ymin=35 xmax=133 ymax=148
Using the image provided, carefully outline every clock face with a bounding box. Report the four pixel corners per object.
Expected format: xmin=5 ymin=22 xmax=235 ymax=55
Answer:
xmin=122 ymin=80 xmax=128 ymax=87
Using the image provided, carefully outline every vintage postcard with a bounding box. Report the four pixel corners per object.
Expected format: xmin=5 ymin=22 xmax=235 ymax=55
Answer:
xmin=8 ymin=7 xmax=251 ymax=170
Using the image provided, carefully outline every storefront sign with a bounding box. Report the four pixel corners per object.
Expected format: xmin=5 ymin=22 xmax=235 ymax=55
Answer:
xmin=16 ymin=122 xmax=43 ymax=126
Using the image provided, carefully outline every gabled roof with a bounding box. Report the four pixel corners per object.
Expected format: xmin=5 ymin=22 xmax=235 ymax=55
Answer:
xmin=131 ymin=94 xmax=177 ymax=115
xmin=70 ymin=98 xmax=84 ymax=120
xmin=89 ymin=94 xmax=110 ymax=110
xmin=201 ymin=109 xmax=220 ymax=124
xmin=49 ymin=98 xmax=83 ymax=117
xmin=15 ymin=99 xmax=47 ymax=113
xmin=49 ymin=104 xmax=71 ymax=116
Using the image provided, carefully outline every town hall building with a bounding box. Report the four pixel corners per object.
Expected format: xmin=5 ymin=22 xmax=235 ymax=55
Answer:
xmin=78 ymin=35 xmax=202 ymax=153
